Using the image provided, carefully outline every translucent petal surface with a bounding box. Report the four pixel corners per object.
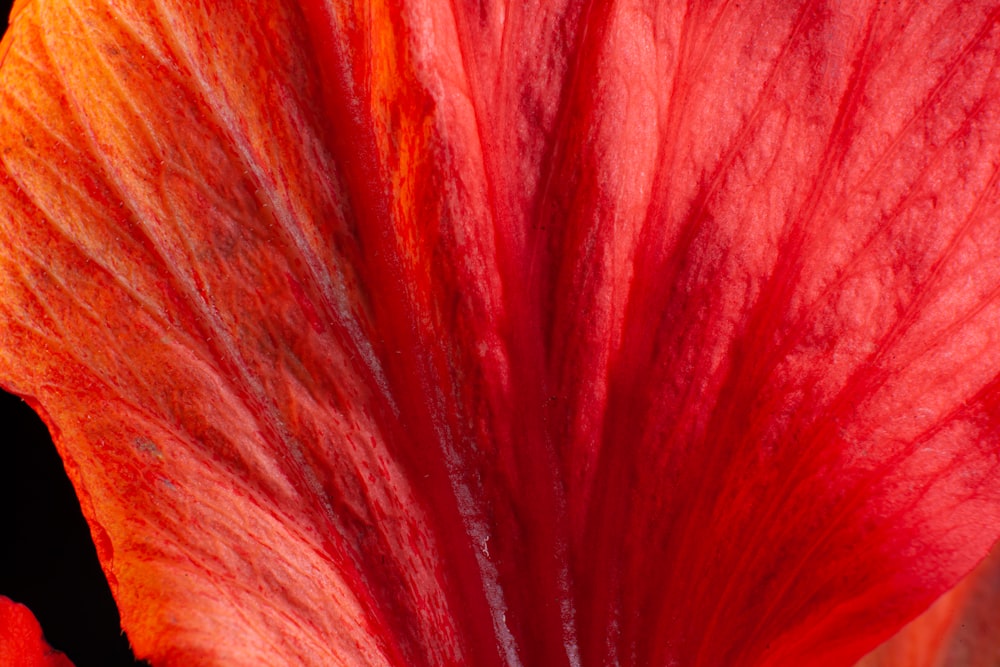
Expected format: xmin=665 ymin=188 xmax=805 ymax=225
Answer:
xmin=2 ymin=1 xmax=1000 ymax=666
xmin=855 ymin=543 xmax=1000 ymax=667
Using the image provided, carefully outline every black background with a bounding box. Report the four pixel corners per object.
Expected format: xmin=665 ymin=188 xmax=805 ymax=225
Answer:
xmin=0 ymin=2 xmax=147 ymax=664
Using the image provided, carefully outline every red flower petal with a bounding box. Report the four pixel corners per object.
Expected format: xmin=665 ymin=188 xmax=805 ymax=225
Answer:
xmin=0 ymin=597 xmax=74 ymax=667
xmin=856 ymin=541 xmax=1000 ymax=666
xmin=2 ymin=1 xmax=1000 ymax=665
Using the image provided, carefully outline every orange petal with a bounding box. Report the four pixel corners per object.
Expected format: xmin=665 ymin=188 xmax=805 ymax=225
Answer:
xmin=2 ymin=1 xmax=1000 ymax=666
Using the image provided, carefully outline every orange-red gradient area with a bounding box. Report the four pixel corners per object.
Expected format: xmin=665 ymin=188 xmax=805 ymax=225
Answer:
xmin=3 ymin=1 xmax=1000 ymax=666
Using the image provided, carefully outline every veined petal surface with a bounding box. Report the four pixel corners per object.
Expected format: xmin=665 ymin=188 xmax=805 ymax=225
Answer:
xmin=2 ymin=1 xmax=1000 ymax=666
xmin=854 ymin=543 xmax=1000 ymax=667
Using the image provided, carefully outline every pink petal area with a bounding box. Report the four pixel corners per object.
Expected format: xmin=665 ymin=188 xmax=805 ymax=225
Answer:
xmin=1 ymin=1 xmax=1000 ymax=666
xmin=0 ymin=597 xmax=74 ymax=667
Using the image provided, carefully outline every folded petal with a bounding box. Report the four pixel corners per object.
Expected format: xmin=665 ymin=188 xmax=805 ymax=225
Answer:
xmin=1 ymin=1 xmax=1000 ymax=666
xmin=0 ymin=597 xmax=74 ymax=667
xmin=855 ymin=540 xmax=1000 ymax=667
